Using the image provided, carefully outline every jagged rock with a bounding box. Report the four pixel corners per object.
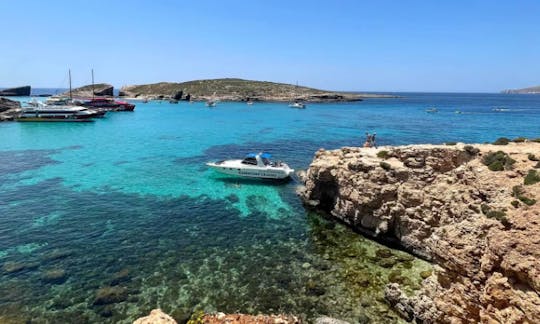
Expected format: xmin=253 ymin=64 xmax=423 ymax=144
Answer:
xmin=0 ymin=86 xmax=30 ymax=96
xmin=301 ymin=142 xmax=540 ymax=322
xmin=62 ymin=83 xmax=113 ymax=98
xmin=0 ymin=97 xmax=21 ymax=112
xmin=133 ymin=309 xmax=177 ymax=324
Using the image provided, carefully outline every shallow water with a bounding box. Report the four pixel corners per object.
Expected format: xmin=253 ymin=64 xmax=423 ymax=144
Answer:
xmin=1 ymin=94 xmax=539 ymax=323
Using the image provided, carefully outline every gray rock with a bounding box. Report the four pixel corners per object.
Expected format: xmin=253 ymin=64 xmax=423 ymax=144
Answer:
xmin=0 ymin=86 xmax=30 ymax=96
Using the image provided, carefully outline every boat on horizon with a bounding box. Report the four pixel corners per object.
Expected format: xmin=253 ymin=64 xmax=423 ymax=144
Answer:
xmin=206 ymin=152 xmax=294 ymax=180
xmin=288 ymin=82 xmax=306 ymax=109
xmin=426 ymin=107 xmax=438 ymax=113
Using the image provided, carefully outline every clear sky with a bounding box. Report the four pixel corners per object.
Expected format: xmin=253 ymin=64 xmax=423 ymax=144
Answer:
xmin=1 ymin=0 xmax=539 ymax=92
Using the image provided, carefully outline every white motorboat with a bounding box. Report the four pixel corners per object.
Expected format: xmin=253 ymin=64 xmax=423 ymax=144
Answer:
xmin=288 ymin=102 xmax=306 ymax=109
xmin=206 ymin=152 xmax=294 ymax=180
xmin=16 ymin=102 xmax=98 ymax=122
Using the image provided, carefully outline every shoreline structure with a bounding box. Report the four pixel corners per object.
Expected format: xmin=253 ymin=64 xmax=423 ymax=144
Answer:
xmin=298 ymin=141 xmax=540 ymax=323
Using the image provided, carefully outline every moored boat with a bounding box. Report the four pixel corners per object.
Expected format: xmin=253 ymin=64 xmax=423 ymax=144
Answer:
xmin=288 ymin=102 xmax=306 ymax=109
xmin=206 ymin=152 xmax=294 ymax=180
xmin=16 ymin=104 xmax=96 ymax=122
xmin=81 ymin=98 xmax=135 ymax=111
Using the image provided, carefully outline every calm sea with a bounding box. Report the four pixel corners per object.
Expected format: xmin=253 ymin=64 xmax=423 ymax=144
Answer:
xmin=0 ymin=93 xmax=539 ymax=323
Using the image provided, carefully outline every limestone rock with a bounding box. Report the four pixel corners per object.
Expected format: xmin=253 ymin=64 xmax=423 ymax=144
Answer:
xmin=133 ymin=309 xmax=177 ymax=324
xmin=62 ymin=83 xmax=113 ymax=98
xmin=93 ymin=286 xmax=128 ymax=305
xmin=300 ymin=142 xmax=540 ymax=322
xmin=201 ymin=313 xmax=301 ymax=323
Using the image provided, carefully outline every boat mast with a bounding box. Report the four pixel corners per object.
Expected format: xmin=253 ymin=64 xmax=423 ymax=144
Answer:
xmin=91 ymin=69 xmax=95 ymax=99
xmin=69 ymin=69 xmax=72 ymax=100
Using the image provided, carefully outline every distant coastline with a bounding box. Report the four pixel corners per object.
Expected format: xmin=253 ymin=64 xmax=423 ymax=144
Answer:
xmin=501 ymin=85 xmax=540 ymax=94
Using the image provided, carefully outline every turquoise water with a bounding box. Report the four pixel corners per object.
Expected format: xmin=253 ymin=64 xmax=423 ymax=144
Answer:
xmin=1 ymin=93 xmax=539 ymax=323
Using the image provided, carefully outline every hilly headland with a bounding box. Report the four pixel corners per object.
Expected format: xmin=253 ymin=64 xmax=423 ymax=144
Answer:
xmin=502 ymin=85 xmax=540 ymax=94
xmin=119 ymin=78 xmax=396 ymax=102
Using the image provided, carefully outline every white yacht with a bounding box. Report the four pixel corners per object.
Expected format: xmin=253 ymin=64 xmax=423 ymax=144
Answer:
xmin=206 ymin=152 xmax=294 ymax=180
xmin=288 ymin=102 xmax=306 ymax=109
xmin=16 ymin=102 xmax=97 ymax=122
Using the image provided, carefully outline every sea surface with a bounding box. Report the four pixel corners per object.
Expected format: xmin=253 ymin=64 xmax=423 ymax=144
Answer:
xmin=1 ymin=93 xmax=539 ymax=323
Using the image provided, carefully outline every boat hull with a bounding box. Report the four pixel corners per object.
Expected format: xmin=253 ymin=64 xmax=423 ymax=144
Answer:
xmin=207 ymin=163 xmax=293 ymax=180
xmin=16 ymin=118 xmax=93 ymax=122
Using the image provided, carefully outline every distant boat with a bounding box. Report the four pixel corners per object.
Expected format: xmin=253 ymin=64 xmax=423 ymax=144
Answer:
xmin=81 ymin=98 xmax=135 ymax=111
xmin=426 ymin=107 xmax=438 ymax=113
xmin=206 ymin=92 xmax=218 ymax=107
xmin=169 ymin=99 xmax=179 ymax=104
xmin=247 ymin=101 xmax=254 ymax=105
xmin=455 ymin=110 xmax=462 ymax=114
xmin=289 ymin=102 xmax=306 ymax=109
xmin=142 ymin=97 xmax=149 ymax=103
xmin=206 ymin=152 xmax=294 ymax=180
xmin=289 ymin=82 xmax=306 ymax=109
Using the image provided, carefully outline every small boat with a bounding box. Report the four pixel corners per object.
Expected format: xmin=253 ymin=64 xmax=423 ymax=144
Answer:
xmin=206 ymin=152 xmax=294 ymax=180
xmin=289 ymin=102 xmax=306 ymax=109
xmin=247 ymin=100 xmax=254 ymax=105
xmin=16 ymin=103 xmax=97 ymax=122
xmin=142 ymin=97 xmax=149 ymax=103
xmin=45 ymin=96 xmax=72 ymax=106
xmin=81 ymin=98 xmax=135 ymax=111
xmin=169 ymin=99 xmax=179 ymax=104
xmin=206 ymin=100 xmax=217 ymax=107
xmin=426 ymin=108 xmax=438 ymax=113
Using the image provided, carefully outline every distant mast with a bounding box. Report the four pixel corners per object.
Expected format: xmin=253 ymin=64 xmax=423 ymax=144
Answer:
xmin=91 ymin=69 xmax=95 ymax=99
xmin=69 ymin=69 xmax=72 ymax=100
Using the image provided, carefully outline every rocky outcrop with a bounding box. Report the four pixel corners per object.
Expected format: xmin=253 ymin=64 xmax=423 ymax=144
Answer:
xmin=62 ymin=83 xmax=114 ymax=98
xmin=133 ymin=309 xmax=177 ymax=324
xmin=0 ymin=86 xmax=30 ymax=96
xmin=0 ymin=97 xmax=21 ymax=121
xmin=119 ymin=78 xmax=396 ymax=102
xmin=133 ymin=309 xmax=300 ymax=324
xmin=299 ymin=142 xmax=540 ymax=323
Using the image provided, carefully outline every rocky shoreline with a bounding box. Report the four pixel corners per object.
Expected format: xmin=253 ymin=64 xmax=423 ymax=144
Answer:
xmin=298 ymin=141 xmax=540 ymax=323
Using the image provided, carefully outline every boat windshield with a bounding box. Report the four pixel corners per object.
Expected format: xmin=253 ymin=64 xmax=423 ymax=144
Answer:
xmin=241 ymin=157 xmax=258 ymax=165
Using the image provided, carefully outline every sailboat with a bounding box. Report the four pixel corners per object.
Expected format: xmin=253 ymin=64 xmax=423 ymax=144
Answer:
xmin=206 ymin=92 xmax=217 ymax=107
xmin=288 ymin=81 xmax=306 ymax=109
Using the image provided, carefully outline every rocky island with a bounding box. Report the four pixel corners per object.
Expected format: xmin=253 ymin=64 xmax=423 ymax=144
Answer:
xmin=119 ymin=78 xmax=395 ymax=102
xmin=502 ymin=85 xmax=540 ymax=94
xmin=0 ymin=97 xmax=21 ymax=121
xmin=298 ymin=141 xmax=540 ymax=323
xmin=0 ymin=85 xmax=31 ymax=96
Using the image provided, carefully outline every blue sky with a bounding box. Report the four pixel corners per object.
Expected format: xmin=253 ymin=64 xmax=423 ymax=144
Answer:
xmin=1 ymin=0 xmax=539 ymax=92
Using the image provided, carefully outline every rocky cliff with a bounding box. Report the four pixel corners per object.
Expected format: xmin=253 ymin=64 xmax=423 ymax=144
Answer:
xmin=61 ymin=83 xmax=114 ymax=98
xmin=299 ymin=142 xmax=540 ymax=323
xmin=0 ymin=97 xmax=21 ymax=121
xmin=0 ymin=86 xmax=31 ymax=96
xmin=119 ymin=78 xmax=395 ymax=102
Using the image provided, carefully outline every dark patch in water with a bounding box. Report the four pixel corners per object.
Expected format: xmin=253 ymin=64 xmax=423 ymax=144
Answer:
xmin=0 ymin=149 xmax=60 ymax=175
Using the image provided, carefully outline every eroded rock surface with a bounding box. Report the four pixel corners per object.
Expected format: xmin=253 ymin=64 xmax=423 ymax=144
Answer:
xmin=299 ymin=143 xmax=540 ymax=323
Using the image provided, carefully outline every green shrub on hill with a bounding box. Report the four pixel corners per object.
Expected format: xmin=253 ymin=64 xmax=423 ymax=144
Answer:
xmin=524 ymin=170 xmax=540 ymax=185
xmin=482 ymin=151 xmax=515 ymax=171
xmin=493 ymin=137 xmax=510 ymax=145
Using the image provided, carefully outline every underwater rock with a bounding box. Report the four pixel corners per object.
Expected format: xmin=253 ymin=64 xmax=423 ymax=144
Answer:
xmin=314 ymin=316 xmax=351 ymax=324
xmin=41 ymin=249 xmax=72 ymax=262
xmin=375 ymin=248 xmax=393 ymax=258
xmin=41 ymin=269 xmax=67 ymax=284
xmin=93 ymin=286 xmax=128 ymax=305
xmin=2 ymin=261 xmax=39 ymax=274
xmin=110 ymin=268 xmax=130 ymax=286
xmin=133 ymin=309 xmax=177 ymax=324
xmin=301 ymin=142 xmax=540 ymax=322
xmin=225 ymin=194 xmax=240 ymax=203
